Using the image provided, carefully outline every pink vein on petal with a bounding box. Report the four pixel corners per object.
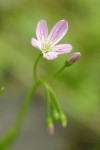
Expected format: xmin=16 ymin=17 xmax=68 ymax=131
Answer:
xmin=47 ymin=20 xmax=68 ymax=45
xmin=36 ymin=20 xmax=48 ymax=42
xmin=53 ymin=44 xmax=72 ymax=55
xmin=43 ymin=52 xmax=58 ymax=60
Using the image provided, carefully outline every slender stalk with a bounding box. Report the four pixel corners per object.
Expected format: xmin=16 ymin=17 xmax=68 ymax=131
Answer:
xmin=0 ymin=52 xmax=67 ymax=149
xmin=15 ymin=52 xmax=42 ymax=129
xmin=33 ymin=53 xmax=42 ymax=82
xmin=43 ymin=65 xmax=66 ymax=81
xmin=15 ymin=81 xmax=41 ymax=129
xmin=0 ymin=81 xmax=42 ymax=150
xmin=44 ymin=86 xmax=51 ymax=117
xmin=44 ymin=82 xmax=63 ymax=113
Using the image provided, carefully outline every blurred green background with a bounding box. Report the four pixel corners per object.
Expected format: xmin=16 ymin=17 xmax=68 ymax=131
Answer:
xmin=0 ymin=0 xmax=100 ymax=149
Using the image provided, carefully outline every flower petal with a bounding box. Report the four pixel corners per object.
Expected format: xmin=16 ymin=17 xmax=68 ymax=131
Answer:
xmin=31 ymin=38 xmax=41 ymax=50
xmin=53 ymin=44 xmax=72 ymax=54
xmin=43 ymin=52 xmax=58 ymax=60
xmin=47 ymin=20 xmax=68 ymax=45
xmin=36 ymin=20 xmax=48 ymax=42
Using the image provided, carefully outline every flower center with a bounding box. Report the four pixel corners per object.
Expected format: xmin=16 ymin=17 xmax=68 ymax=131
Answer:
xmin=41 ymin=41 xmax=52 ymax=53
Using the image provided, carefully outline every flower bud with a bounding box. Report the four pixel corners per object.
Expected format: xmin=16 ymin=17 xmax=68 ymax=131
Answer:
xmin=68 ymin=52 xmax=81 ymax=64
xmin=46 ymin=117 xmax=54 ymax=135
xmin=60 ymin=113 xmax=67 ymax=128
xmin=47 ymin=124 xmax=54 ymax=135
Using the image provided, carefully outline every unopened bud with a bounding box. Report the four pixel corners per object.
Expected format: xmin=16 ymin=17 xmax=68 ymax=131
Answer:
xmin=46 ymin=117 xmax=54 ymax=135
xmin=47 ymin=124 xmax=54 ymax=135
xmin=68 ymin=52 xmax=81 ymax=64
xmin=60 ymin=113 xmax=67 ymax=128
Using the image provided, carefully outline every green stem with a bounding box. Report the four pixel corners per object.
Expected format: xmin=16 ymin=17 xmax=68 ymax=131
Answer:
xmin=15 ymin=53 xmax=42 ymax=130
xmin=0 ymin=52 xmax=66 ymax=149
xmin=15 ymin=81 xmax=41 ymax=129
xmin=44 ymin=82 xmax=63 ymax=113
xmin=43 ymin=65 xmax=66 ymax=81
xmin=33 ymin=53 xmax=42 ymax=82
xmin=44 ymin=86 xmax=51 ymax=117
xmin=15 ymin=52 xmax=43 ymax=130
xmin=0 ymin=80 xmax=42 ymax=150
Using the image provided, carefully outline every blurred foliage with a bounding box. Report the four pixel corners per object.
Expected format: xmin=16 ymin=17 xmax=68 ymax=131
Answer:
xmin=0 ymin=0 xmax=100 ymax=141
xmin=0 ymin=87 xmax=4 ymax=95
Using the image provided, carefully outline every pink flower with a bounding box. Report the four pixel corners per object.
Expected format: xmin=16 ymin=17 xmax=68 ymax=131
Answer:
xmin=31 ymin=20 xmax=72 ymax=60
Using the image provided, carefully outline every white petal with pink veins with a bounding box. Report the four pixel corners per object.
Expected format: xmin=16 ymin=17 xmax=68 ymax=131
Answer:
xmin=47 ymin=20 xmax=68 ymax=46
xmin=43 ymin=51 xmax=58 ymax=60
xmin=53 ymin=44 xmax=72 ymax=55
xmin=36 ymin=20 xmax=48 ymax=42
xmin=31 ymin=38 xmax=41 ymax=50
